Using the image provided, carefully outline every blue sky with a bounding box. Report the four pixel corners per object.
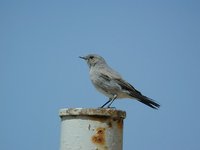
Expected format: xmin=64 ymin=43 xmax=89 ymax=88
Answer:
xmin=0 ymin=0 xmax=200 ymax=149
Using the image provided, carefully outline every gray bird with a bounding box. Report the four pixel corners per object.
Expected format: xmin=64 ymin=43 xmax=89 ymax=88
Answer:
xmin=79 ymin=54 xmax=160 ymax=109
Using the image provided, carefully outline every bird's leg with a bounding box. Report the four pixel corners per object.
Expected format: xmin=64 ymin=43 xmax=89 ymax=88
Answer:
xmin=100 ymin=98 xmax=112 ymax=108
xmin=107 ymin=95 xmax=117 ymax=108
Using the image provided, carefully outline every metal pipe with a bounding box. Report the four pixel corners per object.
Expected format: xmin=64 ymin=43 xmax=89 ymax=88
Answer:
xmin=59 ymin=108 xmax=126 ymax=150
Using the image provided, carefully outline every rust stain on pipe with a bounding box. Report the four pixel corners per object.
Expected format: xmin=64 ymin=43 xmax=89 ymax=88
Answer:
xmin=91 ymin=127 xmax=106 ymax=145
xmin=117 ymin=119 xmax=123 ymax=129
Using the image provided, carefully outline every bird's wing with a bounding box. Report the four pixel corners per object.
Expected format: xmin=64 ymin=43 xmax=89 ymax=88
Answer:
xmin=99 ymin=65 xmax=122 ymax=79
xmin=114 ymin=78 xmax=142 ymax=95
xmin=99 ymin=67 xmax=142 ymax=95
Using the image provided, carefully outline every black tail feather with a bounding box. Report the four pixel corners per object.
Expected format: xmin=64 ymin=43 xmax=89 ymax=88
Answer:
xmin=139 ymin=98 xmax=160 ymax=109
xmin=135 ymin=94 xmax=160 ymax=109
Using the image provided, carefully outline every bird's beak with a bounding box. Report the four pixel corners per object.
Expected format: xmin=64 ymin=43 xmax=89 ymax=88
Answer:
xmin=79 ymin=56 xmax=87 ymax=60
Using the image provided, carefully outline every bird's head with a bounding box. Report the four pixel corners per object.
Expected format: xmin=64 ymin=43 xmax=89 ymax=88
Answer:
xmin=79 ymin=54 xmax=106 ymax=68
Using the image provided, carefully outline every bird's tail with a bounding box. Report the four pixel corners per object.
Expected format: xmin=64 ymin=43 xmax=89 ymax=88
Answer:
xmin=132 ymin=93 xmax=160 ymax=109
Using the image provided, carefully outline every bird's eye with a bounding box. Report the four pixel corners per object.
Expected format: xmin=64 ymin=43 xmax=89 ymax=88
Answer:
xmin=89 ymin=56 xmax=94 ymax=59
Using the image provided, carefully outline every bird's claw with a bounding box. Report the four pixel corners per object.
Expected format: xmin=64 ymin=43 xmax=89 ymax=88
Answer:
xmin=98 ymin=106 xmax=116 ymax=109
xmin=107 ymin=106 xmax=116 ymax=109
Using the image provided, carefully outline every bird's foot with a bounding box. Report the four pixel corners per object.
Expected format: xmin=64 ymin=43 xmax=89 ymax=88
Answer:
xmin=97 ymin=106 xmax=116 ymax=109
xmin=107 ymin=106 xmax=116 ymax=109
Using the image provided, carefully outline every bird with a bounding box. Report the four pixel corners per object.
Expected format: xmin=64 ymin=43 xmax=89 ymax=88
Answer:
xmin=79 ymin=54 xmax=160 ymax=109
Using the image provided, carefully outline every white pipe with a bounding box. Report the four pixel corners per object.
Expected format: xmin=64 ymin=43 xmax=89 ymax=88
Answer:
xmin=59 ymin=108 xmax=126 ymax=150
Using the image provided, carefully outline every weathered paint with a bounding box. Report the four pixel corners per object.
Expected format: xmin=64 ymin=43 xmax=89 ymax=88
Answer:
xmin=59 ymin=108 xmax=126 ymax=150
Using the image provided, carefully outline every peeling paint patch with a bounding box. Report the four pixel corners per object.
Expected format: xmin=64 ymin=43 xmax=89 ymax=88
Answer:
xmin=88 ymin=124 xmax=91 ymax=130
xmin=107 ymin=121 xmax=112 ymax=128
